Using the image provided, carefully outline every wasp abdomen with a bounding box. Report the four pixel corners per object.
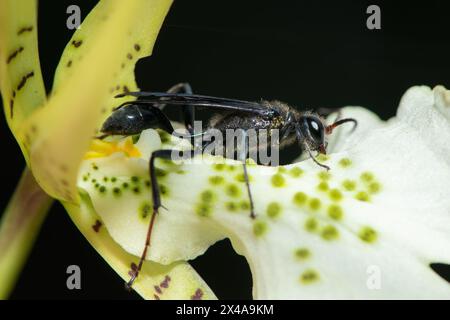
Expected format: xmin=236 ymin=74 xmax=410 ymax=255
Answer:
xmin=101 ymin=104 xmax=174 ymax=136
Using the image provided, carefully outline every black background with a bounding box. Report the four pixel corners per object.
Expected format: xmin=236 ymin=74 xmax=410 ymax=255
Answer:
xmin=1 ymin=0 xmax=449 ymax=299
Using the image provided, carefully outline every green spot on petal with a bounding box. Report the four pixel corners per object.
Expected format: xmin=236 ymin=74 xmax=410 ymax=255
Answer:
xmin=317 ymin=181 xmax=329 ymax=192
xmin=159 ymin=184 xmax=169 ymax=197
xmin=355 ymin=191 xmax=370 ymax=202
xmin=316 ymin=154 xmax=329 ymax=162
xmin=271 ymin=173 xmax=286 ymax=187
xmin=277 ymin=167 xmax=287 ymax=174
xmin=235 ymin=173 xmax=252 ymax=183
xmin=225 ymin=183 xmax=241 ymax=198
xmin=139 ymin=202 xmax=151 ymax=219
xmin=213 ymin=163 xmax=225 ymax=171
xmin=342 ymin=179 xmax=356 ymax=191
xmin=328 ymin=188 xmax=343 ymax=202
xmin=327 ymin=204 xmax=343 ymax=220
xmin=321 ymin=225 xmax=339 ymax=241
xmin=253 ymin=220 xmax=268 ymax=237
xmin=359 ymin=226 xmax=377 ymax=243
xmin=196 ymin=203 xmax=212 ymax=217
xmin=294 ymin=248 xmax=311 ymax=260
xmin=304 ymin=217 xmax=318 ymax=232
xmin=155 ymin=168 xmax=167 ymax=178
xmin=131 ymin=176 xmax=139 ymax=183
xmin=308 ymin=198 xmax=321 ymax=211
xmin=225 ymin=201 xmax=238 ymax=212
xmin=200 ymin=190 xmax=215 ymax=203
xmin=339 ymin=158 xmax=352 ymax=167
xmin=208 ymin=175 xmax=224 ymax=185
xmin=239 ymin=200 xmax=250 ymax=210
xmin=318 ymin=171 xmax=331 ymax=181
xmin=289 ymin=167 xmax=304 ymax=178
xmin=266 ymin=202 xmax=282 ymax=219
xmin=368 ymin=182 xmax=381 ymax=194
xmin=112 ymin=187 xmax=121 ymax=197
xmin=132 ymin=186 xmax=140 ymax=194
xmin=360 ymin=171 xmax=374 ymax=183
xmin=293 ymin=192 xmax=308 ymax=206
xmin=300 ymin=269 xmax=319 ymax=284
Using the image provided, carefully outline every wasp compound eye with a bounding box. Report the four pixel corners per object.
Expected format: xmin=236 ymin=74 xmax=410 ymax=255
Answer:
xmin=304 ymin=117 xmax=324 ymax=144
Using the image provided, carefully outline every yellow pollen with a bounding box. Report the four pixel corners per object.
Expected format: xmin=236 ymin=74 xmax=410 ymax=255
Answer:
xmin=84 ymin=137 xmax=141 ymax=159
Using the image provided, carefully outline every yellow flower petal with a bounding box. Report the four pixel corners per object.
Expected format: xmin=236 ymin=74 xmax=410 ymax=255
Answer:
xmin=0 ymin=0 xmax=46 ymax=161
xmin=63 ymin=191 xmax=216 ymax=300
xmin=17 ymin=0 xmax=172 ymax=203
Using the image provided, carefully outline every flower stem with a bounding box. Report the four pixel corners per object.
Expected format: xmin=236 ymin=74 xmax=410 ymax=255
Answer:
xmin=0 ymin=168 xmax=53 ymax=299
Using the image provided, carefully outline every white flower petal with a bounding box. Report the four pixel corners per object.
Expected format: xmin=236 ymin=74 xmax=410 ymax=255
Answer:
xmin=78 ymin=86 xmax=450 ymax=299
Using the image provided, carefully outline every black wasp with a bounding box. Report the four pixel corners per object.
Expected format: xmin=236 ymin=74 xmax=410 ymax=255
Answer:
xmin=99 ymin=83 xmax=357 ymax=288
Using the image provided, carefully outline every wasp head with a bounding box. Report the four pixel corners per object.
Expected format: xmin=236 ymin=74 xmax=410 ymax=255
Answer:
xmin=295 ymin=113 xmax=357 ymax=155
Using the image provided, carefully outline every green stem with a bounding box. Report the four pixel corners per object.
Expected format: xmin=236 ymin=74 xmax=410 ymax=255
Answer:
xmin=0 ymin=168 xmax=53 ymax=299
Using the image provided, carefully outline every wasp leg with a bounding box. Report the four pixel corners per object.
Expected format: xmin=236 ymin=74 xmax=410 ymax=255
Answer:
xmin=149 ymin=83 xmax=195 ymax=135
xmin=306 ymin=147 xmax=330 ymax=171
xmin=242 ymin=161 xmax=256 ymax=219
xmin=238 ymin=131 xmax=256 ymax=219
xmin=169 ymin=83 xmax=195 ymax=135
xmin=126 ymin=149 xmax=175 ymax=290
xmin=296 ymin=128 xmax=330 ymax=171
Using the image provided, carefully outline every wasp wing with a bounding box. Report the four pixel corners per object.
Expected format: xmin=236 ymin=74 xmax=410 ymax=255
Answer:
xmin=115 ymin=92 xmax=276 ymax=117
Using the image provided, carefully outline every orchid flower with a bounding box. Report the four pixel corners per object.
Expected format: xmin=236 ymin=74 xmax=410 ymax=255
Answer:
xmin=1 ymin=0 xmax=449 ymax=300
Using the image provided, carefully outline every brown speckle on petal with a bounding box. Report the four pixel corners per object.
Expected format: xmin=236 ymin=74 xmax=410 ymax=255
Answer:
xmin=17 ymin=26 xmax=33 ymax=35
xmin=7 ymin=46 xmax=24 ymax=64
xmin=72 ymin=39 xmax=83 ymax=48
xmin=154 ymin=285 xmax=162 ymax=294
xmin=9 ymin=99 xmax=14 ymax=118
xmin=92 ymin=220 xmax=102 ymax=232
xmin=191 ymin=288 xmax=203 ymax=300
xmin=160 ymin=275 xmax=171 ymax=288
xmin=17 ymin=71 xmax=34 ymax=91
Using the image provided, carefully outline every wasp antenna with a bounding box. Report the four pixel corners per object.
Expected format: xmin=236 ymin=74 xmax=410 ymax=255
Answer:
xmin=325 ymin=118 xmax=357 ymax=135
